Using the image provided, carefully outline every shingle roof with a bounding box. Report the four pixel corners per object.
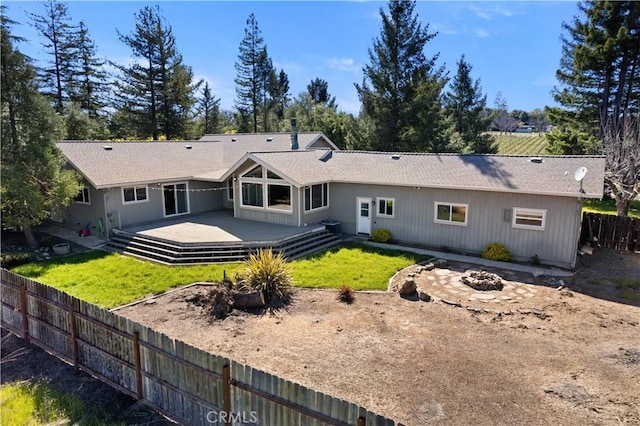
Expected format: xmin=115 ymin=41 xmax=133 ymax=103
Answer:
xmin=246 ymin=151 xmax=605 ymax=198
xmin=57 ymin=133 xmax=330 ymax=188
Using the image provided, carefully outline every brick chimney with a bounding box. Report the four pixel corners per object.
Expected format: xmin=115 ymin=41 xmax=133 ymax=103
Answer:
xmin=291 ymin=118 xmax=299 ymax=150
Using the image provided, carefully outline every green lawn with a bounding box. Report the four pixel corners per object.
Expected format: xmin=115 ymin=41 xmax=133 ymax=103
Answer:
xmin=582 ymin=198 xmax=640 ymax=219
xmin=12 ymin=251 xmax=237 ymax=308
xmin=11 ymin=244 xmax=429 ymax=308
xmin=491 ymin=131 xmax=547 ymax=155
xmin=290 ymin=244 xmax=430 ymax=290
xmin=0 ymin=382 xmax=123 ymax=426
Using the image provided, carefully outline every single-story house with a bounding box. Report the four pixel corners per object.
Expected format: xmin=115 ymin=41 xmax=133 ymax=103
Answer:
xmin=58 ymin=129 xmax=605 ymax=269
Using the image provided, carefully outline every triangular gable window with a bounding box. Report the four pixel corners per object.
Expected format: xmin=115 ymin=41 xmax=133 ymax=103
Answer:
xmin=242 ymin=165 xmax=263 ymax=178
xmin=267 ymin=170 xmax=283 ymax=180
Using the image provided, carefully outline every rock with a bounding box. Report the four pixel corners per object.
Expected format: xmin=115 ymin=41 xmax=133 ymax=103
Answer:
xmin=407 ymin=273 xmax=416 ymax=278
xmin=421 ymin=262 xmax=436 ymax=271
xmin=233 ymin=290 xmax=265 ymax=309
xmin=434 ymin=259 xmax=448 ymax=267
xmin=532 ymin=270 xmax=545 ymax=278
xmin=461 ymin=271 xmax=504 ymax=291
xmin=397 ymin=278 xmax=417 ymax=296
xmin=442 ymin=299 xmax=462 ymax=307
xmin=418 ymin=291 xmax=431 ymax=302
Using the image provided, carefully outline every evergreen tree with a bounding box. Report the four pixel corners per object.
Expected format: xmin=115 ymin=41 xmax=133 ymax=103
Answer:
xmin=355 ymin=0 xmax=447 ymax=152
xmin=235 ymin=13 xmax=271 ymax=133
xmin=28 ymin=0 xmax=76 ymax=113
xmin=113 ymin=5 xmax=200 ymax=140
xmin=269 ymin=68 xmax=290 ymax=123
xmin=307 ymin=78 xmax=336 ymax=108
xmin=1 ymin=8 xmax=81 ymax=248
xmin=553 ymin=0 xmax=640 ymax=215
xmin=443 ymin=55 xmax=495 ymax=153
xmin=68 ymin=21 xmax=109 ymax=117
xmin=199 ymin=82 xmax=222 ymax=135
xmin=554 ymin=1 xmax=640 ymax=136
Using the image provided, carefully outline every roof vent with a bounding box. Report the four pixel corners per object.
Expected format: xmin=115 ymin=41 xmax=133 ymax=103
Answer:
xmin=231 ymin=138 xmax=237 ymax=142
xmin=184 ymin=145 xmax=192 ymax=149
xmin=102 ymin=145 xmax=113 ymax=151
xmin=391 ymin=154 xmax=401 ymax=160
xmin=529 ymin=157 xmax=543 ymax=163
xmin=266 ymin=137 xmax=273 ymax=142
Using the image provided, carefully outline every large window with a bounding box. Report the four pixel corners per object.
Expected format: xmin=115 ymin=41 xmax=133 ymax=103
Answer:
xmin=74 ymin=187 xmax=90 ymax=204
xmin=241 ymin=182 xmax=263 ymax=207
xmin=304 ymin=183 xmax=328 ymax=212
xmin=122 ymin=186 xmax=148 ymax=204
xmin=512 ymin=208 xmax=546 ymax=230
xmin=434 ymin=202 xmax=468 ymax=225
xmin=376 ymin=197 xmax=394 ymax=218
xmin=268 ymin=184 xmax=291 ymax=211
xmin=239 ymin=165 xmax=291 ymax=212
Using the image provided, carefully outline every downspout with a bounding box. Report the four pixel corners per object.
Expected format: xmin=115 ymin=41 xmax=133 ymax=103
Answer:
xmin=103 ymin=190 xmax=110 ymax=240
xmin=298 ymin=186 xmax=302 ymax=227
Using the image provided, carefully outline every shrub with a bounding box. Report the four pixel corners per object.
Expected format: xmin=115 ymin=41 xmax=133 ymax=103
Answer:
xmin=0 ymin=252 xmax=32 ymax=269
xmin=337 ymin=284 xmax=355 ymax=304
xmin=372 ymin=228 xmax=392 ymax=243
xmin=243 ymin=249 xmax=292 ymax=303
xmin=482 ymin=242 xmax=512 ymax=262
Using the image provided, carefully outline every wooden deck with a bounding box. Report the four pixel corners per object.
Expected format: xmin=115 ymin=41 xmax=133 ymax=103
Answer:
xmin=107 ymin=210 xmax=340 ymax=264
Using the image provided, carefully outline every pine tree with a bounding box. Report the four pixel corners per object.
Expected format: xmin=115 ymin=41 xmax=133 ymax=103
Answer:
xmin=553 ymin=0 xmax=640 ymax=215
xmin=307 ymin=78 xmax=336 ymax=108
xmin=355 ymin=0 xmax=447 ymax=152
xmin=1 ymin=7 xmax=81 ymax=248
xmin=443 ymin=55 xmax=495 ymax=153
xmin=235 ymin=13 xmax=272 ymax=133
xmin=113 ymin=5 xmax=200 ymax=140
xmin=68 ymin=21 xmax=109 ymax=117
xmin=199 ymin=82 xmax=222 ymax=135
xmin=28 ymin=0 xmax=76 ymax=113
xmin=269 ymin=68 xmax=290 ymax=123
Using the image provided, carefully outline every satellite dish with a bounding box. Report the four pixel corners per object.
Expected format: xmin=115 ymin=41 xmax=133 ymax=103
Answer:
xmin=574 ymin=166 xmax=587 ymax=182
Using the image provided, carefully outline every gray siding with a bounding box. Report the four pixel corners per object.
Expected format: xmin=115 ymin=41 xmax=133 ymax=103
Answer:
xmin=101 ymin=181 xmax=224 ymax=229
xmin=64 ymin=180 xmax=106 ymax=235
xmin=329 ymin=183 xmax=582 ymax=268
xmin=235 ymin=183 xmax=300 ymax=227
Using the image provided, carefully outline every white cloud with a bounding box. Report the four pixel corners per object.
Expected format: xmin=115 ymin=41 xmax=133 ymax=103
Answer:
xmin=474 ymin=28 xmax=490 ymax=38
xmin=469 ymin=4 xmax=515 ymax=20
xmin=327 ymin=57 xmax=360 ymax=73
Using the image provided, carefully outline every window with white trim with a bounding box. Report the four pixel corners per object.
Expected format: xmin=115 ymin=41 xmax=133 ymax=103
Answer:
xmin=227 ymin=179 xmax=234 ymax=200
xmin=434 ymin=202 xmax=468 ymax=225
xmin=304 ymin=183 xmax=328 ymax=212
xmin=239 ymin=165 xmax=292 ymax=212
xmin=122 ymin=186 xmax=148 ymax=204
xmin=512 ymin=208 xmax=546 ymax=230
xmin=376 ymin=197 xmax=395 ymax=218
xmin=74 ymin=187 xmax=90 ymax=204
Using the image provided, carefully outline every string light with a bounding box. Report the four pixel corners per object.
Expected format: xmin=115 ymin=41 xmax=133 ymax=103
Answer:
xmin=148 ymin=186 xmax=231 ymax=193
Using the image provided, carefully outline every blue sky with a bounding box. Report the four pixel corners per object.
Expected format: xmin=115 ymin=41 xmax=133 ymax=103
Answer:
xmin=4 ymin=1 xmax=579 ymax=115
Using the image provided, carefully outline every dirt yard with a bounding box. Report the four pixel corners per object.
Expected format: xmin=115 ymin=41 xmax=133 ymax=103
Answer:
xmin=114 ymin=248 xmax=640 ymax=425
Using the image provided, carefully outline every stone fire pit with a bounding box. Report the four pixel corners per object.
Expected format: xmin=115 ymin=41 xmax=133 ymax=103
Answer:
xmin=461 ymin=271 xmax=504 ymax=291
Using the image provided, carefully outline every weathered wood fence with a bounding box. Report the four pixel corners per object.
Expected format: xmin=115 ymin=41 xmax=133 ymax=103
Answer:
xmin=1 ymin=269 xmax=398 ymax=426
xmin=581 ymin=213 xmax=640 ymax=252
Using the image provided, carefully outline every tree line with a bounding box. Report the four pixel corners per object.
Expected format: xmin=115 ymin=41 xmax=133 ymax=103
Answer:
xmin=2 ymin=0 xmax=550 ymax=151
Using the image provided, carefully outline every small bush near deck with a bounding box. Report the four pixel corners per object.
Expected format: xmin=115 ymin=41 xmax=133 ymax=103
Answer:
xmin=1 ymin=252 xmax=32 ymax=269
xmin=337 ymin=284 xmax=356 ymax=304
xmin=372 ymin=228 xmax=392 ymax=243
xmin=243 ymin=249 xmax=292 ymax=303
xmin=482 ymin=243 xmax=512 ymax=262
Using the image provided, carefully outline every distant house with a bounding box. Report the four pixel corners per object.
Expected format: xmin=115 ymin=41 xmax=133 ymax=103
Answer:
xmin=58 ymin=128 xmax=605 ymax=269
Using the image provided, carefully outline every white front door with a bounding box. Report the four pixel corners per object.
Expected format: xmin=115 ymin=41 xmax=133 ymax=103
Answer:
xmin=356 ymin=197 xmax=372 ymax=235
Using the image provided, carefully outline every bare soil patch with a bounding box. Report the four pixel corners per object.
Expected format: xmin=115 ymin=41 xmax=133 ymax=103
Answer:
xmin=116 ymin=249 xmax=640 ymax=425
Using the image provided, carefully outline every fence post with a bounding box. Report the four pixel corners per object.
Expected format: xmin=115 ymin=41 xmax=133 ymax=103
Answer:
xmin=357 ymin=416 xmax=366 ymax=426
xmin=223 ymin=364 xmax=231 ymax=426
xmin=133 ymin=331 xmax=144 ymax=400
xmin=19 ymin=282 xmax=29 ymax=344
xmin=68 ymin=296 xmax=80 ymax=372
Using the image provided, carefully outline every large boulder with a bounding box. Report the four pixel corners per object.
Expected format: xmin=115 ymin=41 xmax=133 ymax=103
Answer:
xmin=396 ymin=278 xmax=417 ymax=296
xmin=461 ymin=271 xmax=504 ymax=291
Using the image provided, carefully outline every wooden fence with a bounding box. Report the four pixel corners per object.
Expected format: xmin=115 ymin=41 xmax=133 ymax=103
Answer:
xmin=581 ymin=213 xmax=640 ymax=252
xmin=0 ymin=269 xmax=398 ymax=426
